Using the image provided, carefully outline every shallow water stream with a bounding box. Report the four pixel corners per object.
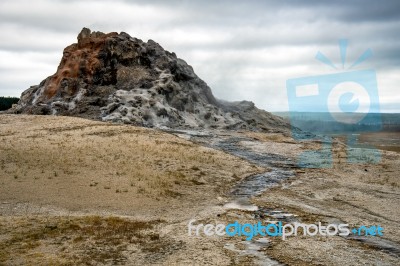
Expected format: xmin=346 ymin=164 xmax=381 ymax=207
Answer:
xmin=167 ymin=129 xmax=400 ymax=263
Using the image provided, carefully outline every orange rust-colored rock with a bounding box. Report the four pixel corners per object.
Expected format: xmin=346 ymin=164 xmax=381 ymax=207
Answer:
xmin=42 ymin=30 xmax=117 ymax=100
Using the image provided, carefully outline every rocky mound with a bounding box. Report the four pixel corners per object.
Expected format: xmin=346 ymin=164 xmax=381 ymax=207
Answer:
xmin=13 ymin=28 xmax=289 ymax=132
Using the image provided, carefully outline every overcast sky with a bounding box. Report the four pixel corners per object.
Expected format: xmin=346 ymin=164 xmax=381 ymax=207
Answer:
xmin=0 ymin=0 xmax=399 ymax=112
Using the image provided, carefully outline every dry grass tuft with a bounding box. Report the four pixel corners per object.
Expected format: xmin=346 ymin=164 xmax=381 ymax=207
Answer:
xmin=0 ymin=215 xmax=175 ymax=265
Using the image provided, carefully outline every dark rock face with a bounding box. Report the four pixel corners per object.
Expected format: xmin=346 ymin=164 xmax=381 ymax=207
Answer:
xmin=14 ymin=28 xmax=289 ymax=132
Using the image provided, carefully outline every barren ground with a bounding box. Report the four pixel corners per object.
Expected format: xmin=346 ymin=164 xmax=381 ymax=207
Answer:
xmin=0 ymin=114 xmax=399 ymax=265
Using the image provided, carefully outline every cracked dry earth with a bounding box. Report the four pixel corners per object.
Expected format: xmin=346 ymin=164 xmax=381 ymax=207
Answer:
xmin=1 ymin=114 xmax=400 ymax=265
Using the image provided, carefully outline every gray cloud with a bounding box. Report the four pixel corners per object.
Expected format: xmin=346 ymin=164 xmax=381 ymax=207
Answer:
xmin=0 ymin=0 xmax=399 ymax=112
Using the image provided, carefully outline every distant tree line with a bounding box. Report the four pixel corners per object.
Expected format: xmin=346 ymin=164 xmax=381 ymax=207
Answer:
xmin=0 ymin=97 xmax=19 ymax=111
